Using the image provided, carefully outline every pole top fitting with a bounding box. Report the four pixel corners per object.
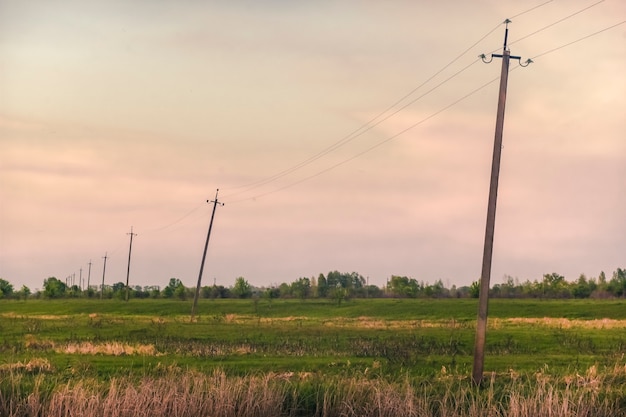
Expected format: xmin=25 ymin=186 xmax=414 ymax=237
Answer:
xmin=503 ymin=19 xmax=512 ymax=52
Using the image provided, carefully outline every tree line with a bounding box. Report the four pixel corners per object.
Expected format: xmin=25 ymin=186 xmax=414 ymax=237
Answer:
xmin=0 ymin=268 xmax=625 ymax=301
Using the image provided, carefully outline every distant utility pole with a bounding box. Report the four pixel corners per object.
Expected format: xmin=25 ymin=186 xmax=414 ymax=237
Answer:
xmin=87 ymin=260 xmax=92 ymax=291
xmin=472 ymin=20 xmax=531 ymax=385
xmin=191 ymin=189 xmax=224 ymax=321
xmin=101 ymin=252 xmax=108 ymax=300
xmin=125 ymin=226 xmax=138 ymax=302
xmin=79 ymin=268 xmax=83 ymax=291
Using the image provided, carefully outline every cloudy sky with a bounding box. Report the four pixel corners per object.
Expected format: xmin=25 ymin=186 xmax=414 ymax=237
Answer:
xmin=1 ymin=0 xmax=624 ymax=292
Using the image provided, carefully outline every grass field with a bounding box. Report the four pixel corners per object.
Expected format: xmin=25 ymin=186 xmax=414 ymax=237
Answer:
xmin=2 ymin=298 xmax=626 ymax=416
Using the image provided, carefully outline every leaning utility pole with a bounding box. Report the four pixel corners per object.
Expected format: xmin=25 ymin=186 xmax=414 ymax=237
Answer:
xmin=101 ymin=252 xmax=108 ymax=300
xmin=87 ymin=260 xmax=92 ymax=292
xmin=191 ymin=189 xmax=224 ymax=321
xmin=472 ymin=20 xmax=531 ymax=385
xmin=125 ymin=226 xmax=138 ymax=302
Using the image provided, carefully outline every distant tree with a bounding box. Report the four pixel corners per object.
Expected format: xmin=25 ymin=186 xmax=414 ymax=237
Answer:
xmin=278 ymin=282 xmax=291 ymax=298
xmin=291 ymin=277 xmax=311 ymax=300
xmin=608 ymin=268 xmax=626 ymax=298
xmin=263 ymin=287 xmax=279 ymax=307
xmin=542 ymin=273 xmax=568 ymax=298
xmin=388 ymin=275 xmax=416 ymax=298
xmin=0 ymin=278 xmax=14 ymax=299
xmin=17 ymin=285 xmax=31 ymax=300
xmin=149 ymin=287 xmax=161 ymax=298
xmin=232 ymin=277 xmax=252 ymax=299
xmin=174 ymin=283 xmax=187 ymax=300
xmin=332 ymin=286 xmax=347 ymax=306
xmin=163 ymin=278 xmax=183 ymax=299
xmin=214 ymin=285 xmax=231 ymax=298
xmin=325 ymin=271 xmax=365 ymax=299
xmin=112 ymin=282 xmax=126 ymax=299
xmin=316 ymin=274 xmax=328 ymax=298
xmin=573 ymin=274 xmax=595 ymax=299
xmin=43 ymin=277 xmax=67 ymax=299
xmin=469 ymin=281 xmax=480 ymax=298
xmin=363 ymin=284 xmax=383 ymax=298
xmin=497 ymin=275 xmax=518 ymax=298
xmin=201 ymin=285 xmax=212 ymax=299
xmin=133 ymin=286 xmax=149 ymax=299
xmin=598 ymin=271 xmax=608 ymax=289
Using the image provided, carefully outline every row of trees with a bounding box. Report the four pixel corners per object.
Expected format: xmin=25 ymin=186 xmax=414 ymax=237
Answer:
xmin=1 ymin=268 xmax=625 ymax=301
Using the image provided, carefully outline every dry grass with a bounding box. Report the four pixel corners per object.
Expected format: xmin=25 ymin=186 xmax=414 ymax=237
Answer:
xmin=491 ymin=317 xmax=626 ymax=330
xmin=1 ymin=366 xmax=625 ymax=417
xmin=0 ymin=358 xmax=53 ymax=373
xmin=20 ymin=336 xmax=159 ymax=357
xmin=59 ymin=341 xmax=158 ymax=356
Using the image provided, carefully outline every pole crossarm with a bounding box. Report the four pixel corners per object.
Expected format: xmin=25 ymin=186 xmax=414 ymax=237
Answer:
xmin=480 ymin=20 xmax=533 ymax=68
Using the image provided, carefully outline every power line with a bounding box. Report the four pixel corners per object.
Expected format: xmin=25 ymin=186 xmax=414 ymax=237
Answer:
xmin=509 ymin=0 xmax=554 ymax=19
xmin=483 ymin=1 xmax=608 ymax=57
xmin=226 ymin=18 xmax=621 ymax=204
xmin=509 ymin=0 xmax=606 ymax=47
xmin=227 ymin=74 xmax=502 ymax=204
xmin=223 ymin=3 xmax=605 ymax=203
xmin=530 ymin=20 xmax=625 ymax=60
xmin=223 ymin=56 xmax=482 ymax=200
xmin=142 ymin=202 xmax=206 ymax=234
xmin=221 ymin=14 xmax=534 ymax=198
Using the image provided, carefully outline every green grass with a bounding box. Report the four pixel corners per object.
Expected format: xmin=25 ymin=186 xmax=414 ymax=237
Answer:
xmin=3 ymin=298 xmax=626 ymax=416
xmin=3 ymin=297 xmax=626 ymax=319
xmin=2 ymin=297 xmax=626 ymax=379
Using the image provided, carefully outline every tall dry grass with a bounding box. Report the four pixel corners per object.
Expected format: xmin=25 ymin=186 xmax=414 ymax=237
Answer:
xmin=1 ymin=366 xmax=625 ymax=417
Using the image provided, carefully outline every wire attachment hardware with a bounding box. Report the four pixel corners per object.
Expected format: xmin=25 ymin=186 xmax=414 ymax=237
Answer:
xmin=480 ymin=54 xmax=493 ymax=64
xmin=519 ymin=58 xmax=533 ymax=67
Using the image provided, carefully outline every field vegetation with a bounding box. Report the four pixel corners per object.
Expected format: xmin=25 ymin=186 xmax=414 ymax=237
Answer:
xmin=1 ymin=268 xmax=626 ymax=302
xmin=1 ymin=297 xmax=626 ymax=416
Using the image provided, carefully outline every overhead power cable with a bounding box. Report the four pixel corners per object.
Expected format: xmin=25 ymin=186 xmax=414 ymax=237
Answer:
xmin=222 ymin=1 xmax=559 ymax=198
xmin=223 ymin=56 xmax=482 ymax=201
xmin=227 ymin=75 xmax=502 ymax=204
xmin=530 ymin=20 xmax=625 ymax=59
xmin=222 ymin=23 xmax=500 ymax=199
xmin=220 ymin=0 xmax=565 ymax=200
xmin=142 ymin=202 xmax=206 ymax=235
xmin=509 ymin=0 xmax=606 ymax=47
xmin=227 ymin=20 xmax=623 ymax=204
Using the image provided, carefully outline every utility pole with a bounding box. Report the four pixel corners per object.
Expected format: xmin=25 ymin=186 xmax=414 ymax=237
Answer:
xmin=125 ymin=226 xmax=138 ymax=302
xmin=101 ymin=252 xmax=108 ymax=300
xmin=79 ymin=268 xmax=83 ymax=291
xmin=191 ymin=189 xmax=224 ymax=321
xmin=87 ymin=260 xmax=92 ymax=292
xmin=472 ymin=20 xmax=531 ymax=385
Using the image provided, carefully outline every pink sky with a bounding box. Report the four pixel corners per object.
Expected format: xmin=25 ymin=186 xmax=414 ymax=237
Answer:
xmin=1 ymin=0 xmax=624 ymax=291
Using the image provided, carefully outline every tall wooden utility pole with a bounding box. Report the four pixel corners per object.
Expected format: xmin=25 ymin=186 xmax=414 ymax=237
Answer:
xmin=191 ymin=189 xmax=224 ymax=321
xmin=101 ymin=252 xmax=108 ymax=300
xmin=87 ymin=260 xmax=92 ymax=292
xmin=125 ymin=226 xmax=138 ymax=302
xmin=472 ymin=20 xmax=531 ymax=385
